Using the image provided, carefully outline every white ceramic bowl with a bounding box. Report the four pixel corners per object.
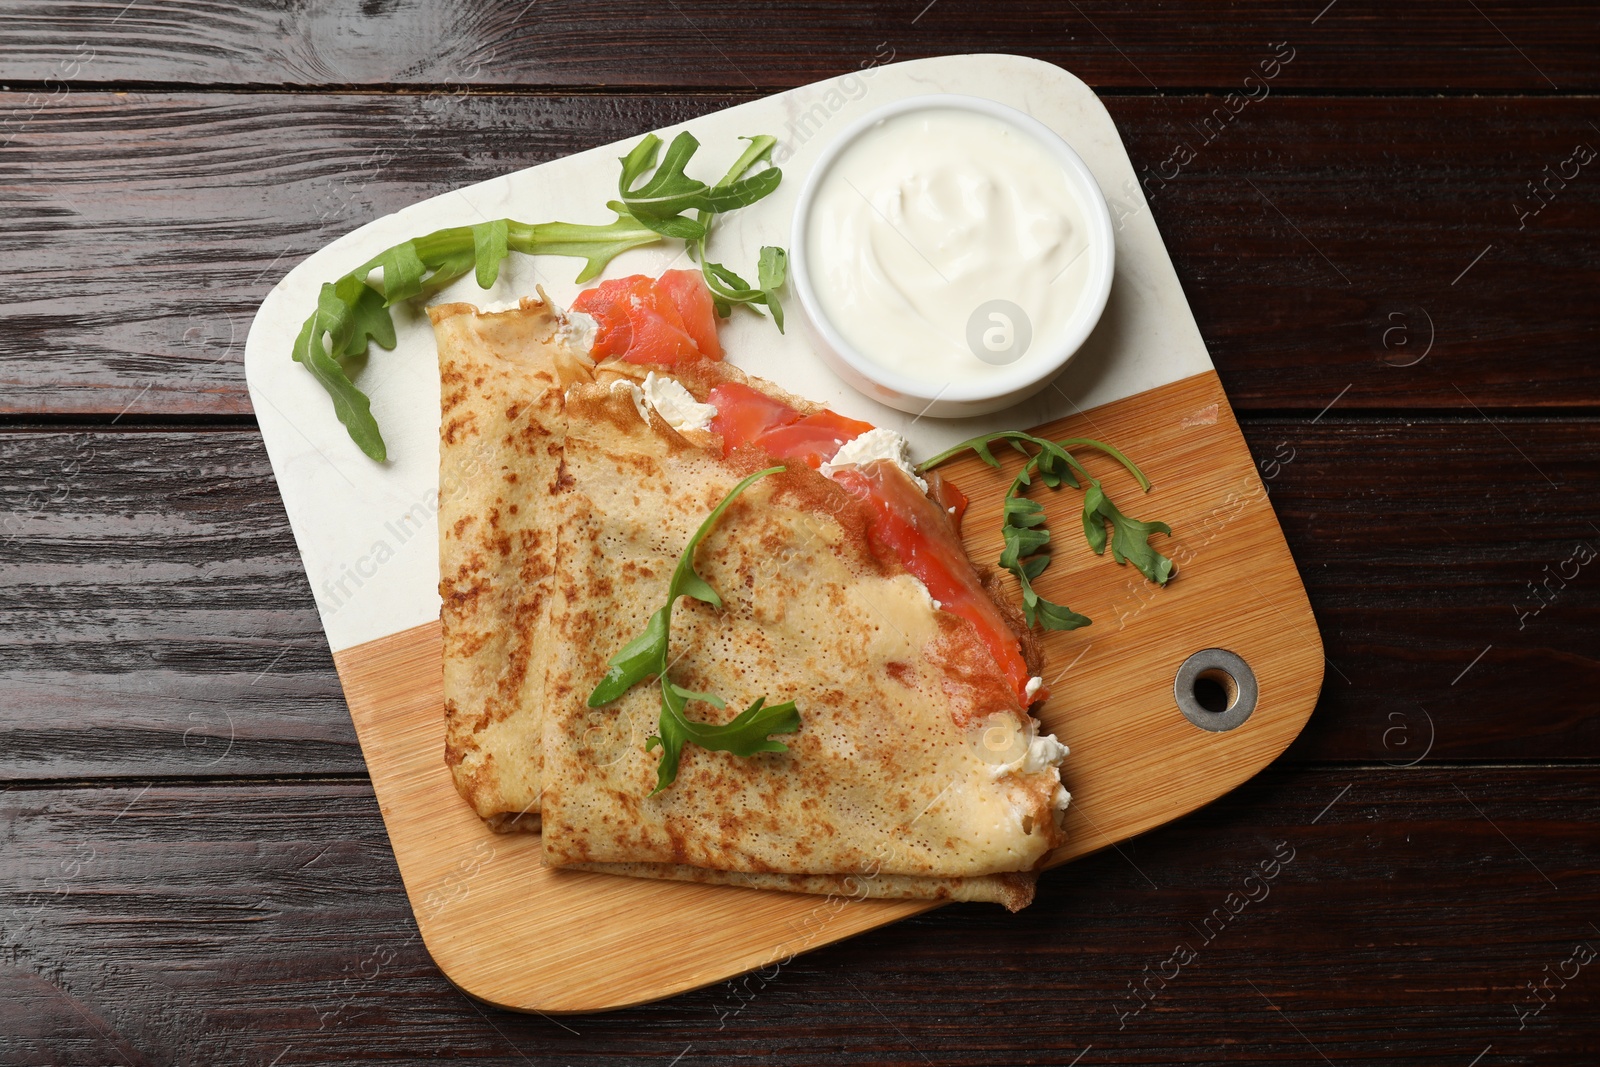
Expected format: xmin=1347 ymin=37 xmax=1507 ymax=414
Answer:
xmin=789 ymin=94 xmax=1115 ymax=418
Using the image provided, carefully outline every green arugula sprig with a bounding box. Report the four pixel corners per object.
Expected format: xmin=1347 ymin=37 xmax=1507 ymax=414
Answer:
xmin=587 ymin=466 xmax=800 ymax=794
xmin=919 ymin=432 xmax=1174 ymax=631
xmin=689 ymin=135 xmax=789 ymax=326
xmin=293 ymin=132 xmax=786 ymax=462
xmin=611 ymin=131 xmax=781 ymax=238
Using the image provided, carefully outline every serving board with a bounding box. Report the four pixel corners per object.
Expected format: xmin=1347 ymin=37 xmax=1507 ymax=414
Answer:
xmin=244 ymin=55 xmax=1323 ymax=1013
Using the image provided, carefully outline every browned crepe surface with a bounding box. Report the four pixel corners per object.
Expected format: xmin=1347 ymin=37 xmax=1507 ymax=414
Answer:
xmin=536 ymin=380 xmax=1066 ymax=905
xmin=433 ymin=296 xmax=590 ymax=828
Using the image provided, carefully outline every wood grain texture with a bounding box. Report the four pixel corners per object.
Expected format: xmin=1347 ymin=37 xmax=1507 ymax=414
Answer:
xmin=1 ymin=13 xmax=1594 ymax=1055
xmin=3 ymin=93 xmax=1594 ymax=417
xmin=3 ymin=767 xmax=1595 ymax=1064
xmin=1257 ymin=417 xmax=1600 ymax=764
xmin=0 ymin=1 xmax=1595 ymax=92
xmin=327 ymin=371 xmax=1322 ymax=1012
xmin=0 ymin=91 xmax=742 ymax=420
xmin=4 ymin=412 xmax=1594 ymax=779
xmin=0 ymin=428 xmax=358 ymax=778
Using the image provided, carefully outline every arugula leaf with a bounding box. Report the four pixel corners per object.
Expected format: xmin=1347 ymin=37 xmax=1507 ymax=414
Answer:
xmin=619 ymin=131 xmax=708 ymax=217
xmin=920 ymin=432 xmax=1147 ymax=490
xmin=335 ymin=275 xmax=397 ymax=358
xmin=692 ymin=136 xmax=787 ymax=329
xmin=513 ymin=216 xmax=662 ymax=284
xmin=472 ymin=219 xmax=509 ymax=289
xmin=648 ymin=690 xmax=801 ymax=796
xmin=584 ymin=606 xmax=670 ymax=707
xmin=1027 ymin=590 xmax=1093 ymax=631
xmin=290 ymin=280 xmax=391 ymax=460
xmin=608 ymin=201 xmax=707 ymax=241
xmin=293 ymin=130 xmax=789 ymax=460
xmin=618 ymin=131 xmax=781 ymax=221
xmin=1000 ymin=487 xmax=1089 ymax=632
xmin=376 ymin=242 xmax=426 ymax=306
xmin=1082 ymin=479 xmax=1174 ymax=584
xmin=586 ymin=465 xmax=801 ymax=794
xmin=757 ymin=246 xmax=788 ymax=332
xmin=919 ymin=431 xmax=1171 ymax=631
xmin=618 ymin=133 xmax=663 ymax=191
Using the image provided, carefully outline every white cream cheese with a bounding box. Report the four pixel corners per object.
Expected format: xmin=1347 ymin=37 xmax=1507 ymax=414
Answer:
xmin=987 ymin=729 xmax=1069 ymax=780
xmin=641 ymin=372 xmax=717 ymax=432
xmin=1024 ymin=676 xmax=1044 ymax=701
xmin=556 ymin=309 xmax=597 ymax=352
xmin=819 ymin=426 xmax=928 ymax=491
xmin=1023 ymin=733 xmax=1069 ymax=773
xmin=476 ymin=298 xmax=524 ymax=314
xmin=805 ymin=107 xmax=1093 ymax=389
xmin=612 ymin=372 xmax=717 ymax=434
xmin=609 ymin=378 xmax=652 ymax=424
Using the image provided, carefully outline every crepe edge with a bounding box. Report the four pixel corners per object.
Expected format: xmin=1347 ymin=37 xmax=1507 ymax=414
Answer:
xmin=434 ymin=294 xmax=591 ymax=825
xmin=566 ymin=861 xmax=1037 ymax=911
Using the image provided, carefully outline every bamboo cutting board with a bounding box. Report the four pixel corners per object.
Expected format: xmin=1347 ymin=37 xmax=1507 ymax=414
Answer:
xmin=244 ymin=55 xmax=1323 ymax=1014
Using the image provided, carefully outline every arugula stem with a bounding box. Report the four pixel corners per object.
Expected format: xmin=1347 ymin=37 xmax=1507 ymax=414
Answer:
xmin=691 ymin=136 xmax=784 ymax=320
xmin=918 ymin=430 xmax=1149 ymax=491
xmin=916 ymin=429 xmax=1172 ymax=632
xmin=1049 ymin=438 xmax=1151 ymax=492
xmin=294 ymin=130 xmax=785 ymax=460
xmin=587 ymin=465 xmax=800 ymax=794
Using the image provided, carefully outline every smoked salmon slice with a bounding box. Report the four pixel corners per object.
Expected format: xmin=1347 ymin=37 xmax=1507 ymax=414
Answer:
xmin=571 ymin=270 xmax=722 ymax=365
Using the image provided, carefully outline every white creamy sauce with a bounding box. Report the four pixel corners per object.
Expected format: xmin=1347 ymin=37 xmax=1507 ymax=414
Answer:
xmin=806 ymin=107 xmax=1093 ymax=387
xmin=819 ymin=426 xmax=928 ymax=491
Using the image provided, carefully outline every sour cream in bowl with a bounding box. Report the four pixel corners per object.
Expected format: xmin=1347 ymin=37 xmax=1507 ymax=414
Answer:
xmin=791 ymin=95 xmax=1114 ymax=418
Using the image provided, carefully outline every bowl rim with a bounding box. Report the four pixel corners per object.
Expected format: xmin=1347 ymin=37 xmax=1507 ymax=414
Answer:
xmin=788 ymin=92 xmax=1116 ymax=407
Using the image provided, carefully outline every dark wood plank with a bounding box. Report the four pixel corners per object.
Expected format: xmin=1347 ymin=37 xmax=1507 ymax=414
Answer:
xmin=2 ymin=767 xmax=1595 ymax=1063
xmin=3 ymin=92 xmax=1595 ymax=419
xmin=0 ymin=1 xmax=1595 ymax=92
xmin=0 ymin=429 xmax=360 ymax=778
xmin=2 ymin=421 xmax=1595 ymax=779
xmin=0 ymin=91 xmax=744 ymax=420
xmin=1245 ymin=418 xmax=1600 ymax=763
xmin=1127 ymin=95 xmax=1600 ymax=413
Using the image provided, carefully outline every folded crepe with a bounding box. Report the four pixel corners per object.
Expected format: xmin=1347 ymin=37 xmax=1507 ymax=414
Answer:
xmin=434 ymin=288 xmax=1070 ymax=909
xmin=434 ymin=295 xmax=590 ymax=831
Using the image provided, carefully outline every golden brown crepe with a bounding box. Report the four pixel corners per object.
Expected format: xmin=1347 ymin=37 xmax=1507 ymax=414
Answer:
xmin=535 ymin=374 xmax=1068 ymax=908
xmin=433 ymin=295 xmax=591 ymax=831
xmin=571 ymin=861 xmax=1036 ymax=910
xmin=434 ymin=300 xmax=1070 ymax=908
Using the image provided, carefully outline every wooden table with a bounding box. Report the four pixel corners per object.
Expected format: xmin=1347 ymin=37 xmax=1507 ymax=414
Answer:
xmin=3 ymin=4 xmax=1596 ymax=1064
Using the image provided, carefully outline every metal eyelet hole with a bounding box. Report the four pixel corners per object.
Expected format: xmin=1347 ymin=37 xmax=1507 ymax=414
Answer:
xmin=1175 ymin=649 xmax=1257 ymax=732
xmin=1193 ymin=668 xmax=1238 ymax=713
